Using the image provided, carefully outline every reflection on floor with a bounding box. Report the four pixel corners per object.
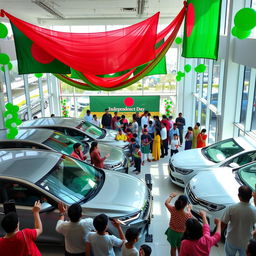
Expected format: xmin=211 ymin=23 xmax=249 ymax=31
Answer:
xmin=40 ymin=155 xmax=224 ymax=256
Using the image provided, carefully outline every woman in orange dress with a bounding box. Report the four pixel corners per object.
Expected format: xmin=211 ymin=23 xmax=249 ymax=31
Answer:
xmin=197 ymin=129 xmax=207 ymax=148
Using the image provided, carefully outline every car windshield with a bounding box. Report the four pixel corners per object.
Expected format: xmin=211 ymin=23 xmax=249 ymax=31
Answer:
xmin=238 ymin=163 xmax=256 ymax=190
xmin=43 ymin=131 xmax=89 ymax=155
xmin=37 ymin=155 xmax=104 ymax=204
xmin=202 ymin=138 xmax=244 ymax=163
xmin=77 ymin=121 xmax=105 ymax=139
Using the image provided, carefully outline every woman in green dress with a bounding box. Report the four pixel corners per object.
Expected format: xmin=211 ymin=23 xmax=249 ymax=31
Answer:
xmin=141 ymin=128 xmax=152 ymax=165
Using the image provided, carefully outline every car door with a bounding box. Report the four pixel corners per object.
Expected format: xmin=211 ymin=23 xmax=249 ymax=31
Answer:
xmin=223 ymin=151 xmax=256 ymax=167
xmin=0 ymin=179 xmax=63 ymax=244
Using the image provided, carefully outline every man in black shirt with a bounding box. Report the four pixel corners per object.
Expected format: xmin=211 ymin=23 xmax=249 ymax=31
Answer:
xmin=175 ymin=112 xmax=186 ymax=145
xmin=101 ymin=108 xmax=112 ymax=129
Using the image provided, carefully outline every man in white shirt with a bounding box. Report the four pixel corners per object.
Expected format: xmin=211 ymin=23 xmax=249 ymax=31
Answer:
xmin=222 ymin=186 xmax=256 ymax=256
xmin=86 ymin=214 xmax=125 ymax=256
xmin=84 ymin=110 xmax=93 ymax=123
xmin=160 ymin=122 xmax=168 ymax=158
xmin=91 ymin=114 xmax=100 ymax=127
xmin=141 ymin=111 xmax=149 ymax=130
xmin=56 ymin=202 xmax=94 ymax=256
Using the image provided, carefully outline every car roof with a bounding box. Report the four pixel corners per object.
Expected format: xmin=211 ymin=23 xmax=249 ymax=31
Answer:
xmin=0 ymin=128 xmax=55 ymax=144
xmin=234 ymin=136 xmax=256 ymax=151
xmin=20 ymin=117 xmax=83 ymax=128
xmin=0 ymin=149 xmax=61 ymax=183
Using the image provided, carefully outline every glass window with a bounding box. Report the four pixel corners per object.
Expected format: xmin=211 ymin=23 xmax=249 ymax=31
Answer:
xmin=240 ymin=67 xmax=251 ymax=125
xmin=208 ymin=111 xmax=217 ymax=144
xmin=195 ymin=100 xmax=199 ymax=123
xmin=37 ymin=156 xmax=103 ymax=204
xmin=77 ymin=121 xmax=104 ymax=139
xmin=211 ymin=60 xmax=221 ymax=107
xmin=251 ymin=78 xmax=256 ymax=130
xmin=223 ymin=151 xmax=256 ymax=167
xmin=201 ymin=104 xmax=206 ymax=128
xmin=238 ymin=162 xmax=256 ymax=190
xmin=202 ymin=138 xmax=244 ymax=163
xmin=202 ymin=60 xmax=209 ymax=99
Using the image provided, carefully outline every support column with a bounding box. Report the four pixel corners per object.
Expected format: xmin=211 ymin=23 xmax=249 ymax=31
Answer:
xmin=23 ymin=75 xmax=32 ymax=120
xmin=38 ymin=77 xmax=45 ymax=117
xmin=51 ymin=75 xmax=61 ymax=116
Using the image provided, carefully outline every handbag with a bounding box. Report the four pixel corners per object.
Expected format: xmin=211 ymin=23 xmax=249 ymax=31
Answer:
xmin=21 ymin=230 xmax=32 ymax=256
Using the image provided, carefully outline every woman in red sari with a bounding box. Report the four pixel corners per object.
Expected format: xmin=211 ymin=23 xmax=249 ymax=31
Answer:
xmin=90 ymin=141 xmax=110 ymax=169
xmin=197 ymin=129 xmax=207 ymax=148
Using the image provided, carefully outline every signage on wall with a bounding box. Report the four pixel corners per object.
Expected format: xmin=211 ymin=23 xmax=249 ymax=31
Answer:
xmin=90 ymin=96 xmax=160 ymax=114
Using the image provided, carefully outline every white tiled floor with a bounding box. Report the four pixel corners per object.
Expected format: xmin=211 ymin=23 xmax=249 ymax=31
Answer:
xmin=41 ymin=155 xmax=225 ymax=256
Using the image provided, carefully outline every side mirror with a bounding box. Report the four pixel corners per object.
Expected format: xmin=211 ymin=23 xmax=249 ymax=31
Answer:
xmin=40 ymin=202 xmax=55 ymax=213
xmin=229 ymin=162 xmax=240 ymax=169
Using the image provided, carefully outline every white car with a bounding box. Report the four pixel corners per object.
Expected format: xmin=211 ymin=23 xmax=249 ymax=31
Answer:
xmin=169 ymin=137 xmax=256 ymax=187
xmin=184 ymin=161 xmax=256 ymax=233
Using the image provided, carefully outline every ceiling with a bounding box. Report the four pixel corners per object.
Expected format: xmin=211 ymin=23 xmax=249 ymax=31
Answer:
xmin=0 ymin=0 xmax=184 ymax=25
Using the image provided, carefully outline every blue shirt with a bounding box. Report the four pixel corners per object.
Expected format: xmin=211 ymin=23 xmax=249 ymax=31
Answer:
xmin=169 ymin=128 xmax=180 ymax=140
xmin=84 ymin=115 xmax=93 ymax=122
xmin=148 ymin=125 xmax=155 ymax=134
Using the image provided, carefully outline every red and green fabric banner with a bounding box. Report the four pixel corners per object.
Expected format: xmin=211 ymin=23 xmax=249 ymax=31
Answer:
xmin=11 ymin=23 xmax=70 ymax=74
xmin=182 ymin=0 xmax=222 ymax=60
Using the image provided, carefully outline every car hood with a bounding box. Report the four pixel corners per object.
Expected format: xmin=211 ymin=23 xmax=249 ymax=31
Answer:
xmin=171 ymin=148 xmax=214 ymax=169
xmin=189 ymin=168 xmax=240 ymax=205
xmin=85 ymin=144 xmax=124 ymax=165
xmin=84 ymin=171 xmax=147 ymax=216
xmin=99 ymin=131 xmax=129 ymax=148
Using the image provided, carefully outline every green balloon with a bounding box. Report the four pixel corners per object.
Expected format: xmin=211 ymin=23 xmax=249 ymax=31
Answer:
xmin=175 ymin=37 xmax=182 ymax=44
xmin=0 ymin=53 xmax=10 ymax=65
xmin=12 ymin=105 xmax=19 ymax=113
xmin=176 ymin=75 xmax=181 ymax=81
xmin=177 ymin=71 xmax=185 ymax=77
xmin=5 ymin=119 xmax=13 ymax=128
xmin=231 ymin=26 xmax=238 ymax=37
xmin=195 ymin=64 xmax=206 ymax=73
xmin=184 ymin=64 xmax=192 ymax=73
xmin=236 ymin=28 xmax=251 ymax=39
xmin=34 ymin=73 xmax=43 ymax=78
xmin=6 ymin=133 xmax=15 ymax=139
xmin=234 ymin=8 xmax=256 ymax=31
xmin=8 ymin=128 xmax=18 ymax=137
xmin=0 ymin=23 xmax=8 ymax=38
xmin=5 ymin=102 xmax=13 ymax=111
xmin=16 ymin=119 xmax=22 ymax=126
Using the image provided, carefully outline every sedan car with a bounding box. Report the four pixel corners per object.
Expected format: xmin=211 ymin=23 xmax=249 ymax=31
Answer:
xmin=0 ymin=128 xmax=128 ymax=173
xmin=0 ymin=149 xmax=152 ymax=244
xmin=184 ymin=161 xmax=256 ymax=232
xmin=169 ymin=136 xmax=256 ymax=187
xmin=20 ymin=117 xmax=129 ymax=152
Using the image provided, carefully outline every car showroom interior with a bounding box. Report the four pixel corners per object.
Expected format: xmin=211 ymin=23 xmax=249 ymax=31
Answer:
xmin=0 ymin=1 xmax=256 ymax=256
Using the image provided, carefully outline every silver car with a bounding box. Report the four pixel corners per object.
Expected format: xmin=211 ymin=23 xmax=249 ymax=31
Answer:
xmin=0 ymin=149 xmax=152 ymax=244
xmin=0 ymin=128 xmax=128 ymax=173
xmin=20 ymin=117 xmax=129 ymax=153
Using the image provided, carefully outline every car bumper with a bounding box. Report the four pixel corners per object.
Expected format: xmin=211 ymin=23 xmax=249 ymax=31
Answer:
xmin=168 ymin=163 xmax=193 ymax=187
xmin=184 ymin=185 xmax=226 ymax=230
xmin=105 ymin=157 xmax=129 ymax=173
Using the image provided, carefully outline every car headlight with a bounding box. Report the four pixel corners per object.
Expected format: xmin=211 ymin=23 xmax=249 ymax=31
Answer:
xmin=175 ymin=167 xmax=194 ymax=175
xmin=116 ymin=212 xmax=141 ymax=225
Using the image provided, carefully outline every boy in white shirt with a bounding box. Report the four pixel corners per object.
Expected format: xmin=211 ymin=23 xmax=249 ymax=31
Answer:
xmin=122 ymin=228 xmax=140 ymax=256
xmin=86 ymin=214 xmax=125 ymax=256
xmin=91 ymin=114 xmax=100 ymax=127
xmin=170 ymin=134 xmax=180 ymax=157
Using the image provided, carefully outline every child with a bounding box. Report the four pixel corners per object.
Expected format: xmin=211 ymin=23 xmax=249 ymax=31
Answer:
xmin=139 ymin=244 xmax=152 ymax=256
xmin=197 ymin=128 xmax=207 ymax=148
xmin=141 ymin=129 xmax=152 ymax=165
xmin=180 ymin=211 xmax=221 ymax=256
xmin=86 ymin=214 xmax=125 ymax=256
xmin=165 ymin=193 xmax=192 ymax=256
xmin=170 ymin=134 xmax=180 ymax=157
xmin=126 ymin=128 xmax=134 ymax=142
xmin=133 ymin=144 xmax=142 ymax=175
xmin=133 ymin=133 xmax=140 ymax=145
xmin=121 ymin=228 xmax=140 ymax=256
xmin=184 ymin=127 xmax=193 ymax=150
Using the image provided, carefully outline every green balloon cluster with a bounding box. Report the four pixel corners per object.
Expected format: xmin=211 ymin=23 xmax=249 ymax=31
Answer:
xmin=176 ymin=71 xmax=185 ymax=82
xmin=61 ymin=99 xmax=69 ymax=117
xmin=1 ymin=62 xmax=13 ymax=72
xmin=0 ymin=23 xmax=8 ymax=39
xmin=164 ymin=99 xmax=173 ymax=117
xmin=0 ymin=53 xmax=10 ymax=65
xmin=195 ymin=64 xmax=206 ymax=73
xmin=4 ymin=103 xmax=22 ymax=139
xmin=175 ymin=37 xmax=182 ymax=44
xmin=34 ymin=73 xmax=43 ymax=78
xmin=232 ymin=8 xmax=256 ymax=40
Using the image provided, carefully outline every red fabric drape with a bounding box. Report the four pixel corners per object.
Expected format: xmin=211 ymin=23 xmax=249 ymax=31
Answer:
xmin=1 ymin=10 xmax=159 ymax=75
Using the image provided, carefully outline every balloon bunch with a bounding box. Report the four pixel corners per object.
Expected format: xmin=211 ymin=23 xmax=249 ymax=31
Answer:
xmin=164 ymin=99 xmax=173 ymax=117
xmin=176 ymin=64 xmax=192 ymax=81
xmin=4 ymin=103 xmax=22 ymax=139
xmin=0 ymin=24 xmax=13 ymax=72
xmin=61 ymin=99 xmax=69 ymax=117
xmin=232 ymin=8 xmax=256 ymax=39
